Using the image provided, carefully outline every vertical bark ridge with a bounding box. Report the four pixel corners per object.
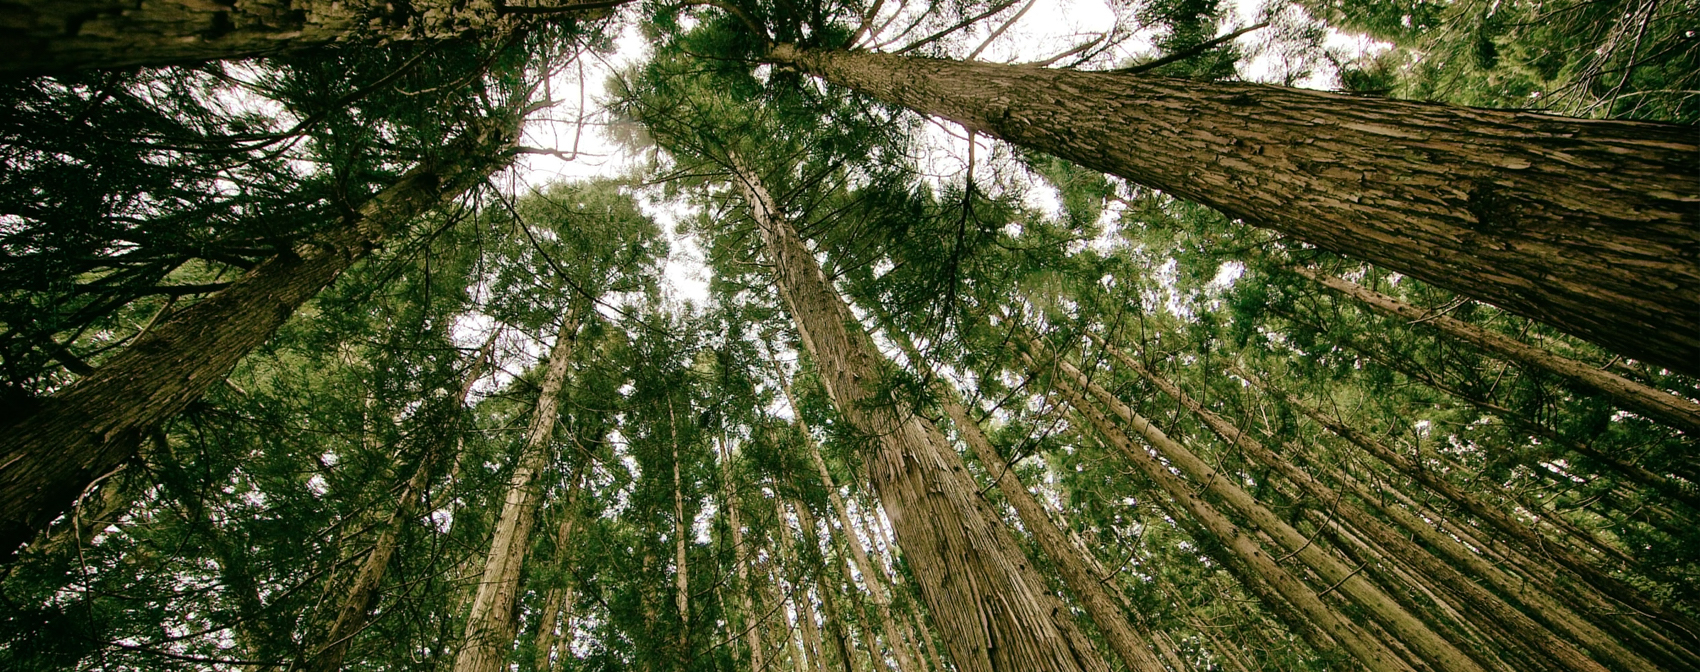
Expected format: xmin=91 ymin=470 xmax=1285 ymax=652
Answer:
xmin=766 ymin=45 xmax=1700 ymax=375
xmin=731 ymin=157 xmax=1109 ymax=672
xmin=454 ymin=310 xmax=582 ymax=672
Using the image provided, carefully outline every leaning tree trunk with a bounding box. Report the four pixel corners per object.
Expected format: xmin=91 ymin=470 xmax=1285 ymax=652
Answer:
xmin=874 ymin=319 xmax=1165 ymax=672
xmin=454 ymin=311 xmax=582 ymax=672
xmin=719 ymin=438 xmax=767 ymax=672
xmin=307 ymin=335 xmax=497 ymax=672
xmin=0 ymin=119 xmax=514 ymax=560
xmin=1022 ymin=333 xmax=1482 ymax=672
xmin=531 ymin=469 xmax=584 ymax=672
xmin=1097 ymin=338 xmax=1630 ymax=672
xmin=2 ymin=0 xmax=630 ymax=75
xmin=792 ymin=497 xmax=863 ymax=672
xmin=1296 ymin=268 xmax=1700 ymax=434
xmin=764 ymin=45 xmax=1700 ymax=376
xmin=1237 ymin=367 xmax=1700 ymax=669
xmin=731 ymin=159 xmax=1110 ymax=672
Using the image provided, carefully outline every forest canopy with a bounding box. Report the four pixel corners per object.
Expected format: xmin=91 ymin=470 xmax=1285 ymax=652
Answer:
xmin=0 ymin=1 xmax=1695 ymax=671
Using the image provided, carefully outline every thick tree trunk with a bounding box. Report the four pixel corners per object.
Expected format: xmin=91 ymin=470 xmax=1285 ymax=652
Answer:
xmin=1238 ymin=366 xmax=1700 ymax=669
xmin=766 ymin=45 xmax=1700 ymax=375
xmin=1024 ymin=334 xmax=1482 ymax=672
xmin=876 ymin=321 xmax=1166 ymax=672
xmin=0 ymin=119 xmax=514 ymax=560
xmin=0 ymin=0 xmax=629 ymax=75
xmin=1099 ymin=339 xmax=1625 ymax=672
xmin=453 ymin=312 xmax=581 ymax=672
xmin=307 ymin=337 xmax=496 ymax=672
xmin=1298 ymin=268 xmax=1700 ymax=434
xmin=732 ymin=161 xmax=1109 ymax=672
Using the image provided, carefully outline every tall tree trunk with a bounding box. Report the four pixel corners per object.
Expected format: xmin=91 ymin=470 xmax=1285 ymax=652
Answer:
xmin=792 ymin=497 xmax=862 ymax=672
xmin=1023 ymin=333 xmax=1483 ymax=672
xmin=671 ymin=401 xmax=691 ymax=667
xmin=876 ymin=318 xmax=1166 ymax=672
xmin=0 ymin=119 xmax=515 ymax=560
xmin=775 ymin=497 xmax=827 ymax=672
xmin=1297 ymin=268 xmax=1700 ymax=434
xmin=732 ymin=160 xmax=1110 ymax=672
xmin=721 ymin=438 xmax=767 ymax=672
xmin=307 ymin=335 xmax=497 ymax=672
xmin=531 ymin=468 xmax=584 ymax=672
xmin=2 ymin=0 xmax=631 ymax=75
xmin=1236 ymin=366 xmax=1700 ymax=669
xmin=764 ymin=45 xmax=1700 ymax=375
xmin=1096 ymin=337 xmax=1626 ymax=672
xmin=453 ymin=311 xmax=581 ymax=672
xmin=1029 ymin=347 xmax=1410 ymax=672
xmin=771 ymin=367 xmax=918 ymax=672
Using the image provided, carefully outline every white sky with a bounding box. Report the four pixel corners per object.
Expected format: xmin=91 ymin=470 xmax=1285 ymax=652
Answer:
xmin=501 ymin=0 xmax=1380 ymax=314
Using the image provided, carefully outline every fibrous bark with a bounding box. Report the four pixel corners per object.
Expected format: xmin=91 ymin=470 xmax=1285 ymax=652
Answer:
xmin=766 ymin=45 xmax=1700 ymax=376
xmin=454 ymin=312 xmax=581 ymax=672
xmin=0 ymin=118 xmax=515 ymax=560
xmin=731 ymin=158 xmax=1109 ymax=672
xmin=1297 ymin=268 xmax=1700 ymax=435
xmin=1 ymin=0 xmax=629 ymax=75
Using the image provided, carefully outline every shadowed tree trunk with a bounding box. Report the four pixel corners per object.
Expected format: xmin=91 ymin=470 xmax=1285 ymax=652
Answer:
xmin=454 ymin=310 xmax=582 ymax=672
xmin=1095 ymin=337 xmax=1635 ymax=672
xmin=531 ymin=468 xmax=584 ymax=672
xmin=731 ymin=158 xmax=1110 ymax=672
xmin=0 ymin=0 xmax=632 ymax=75
xmin=792 ymin=497 xmax=863 ymax=672
xmin=1296 ymin=268 xmax=1700 ymax=434
xmin=765 ymin=45 xmax=1700 ymax=376
xmin=720 ymin=437 xmax=767 ymax=672
xmin=307 ymin=335 xmax=497 ymax=672
xmin=1236 ymin=366 xmax=1700 ymax=670
xmin=0 ymin=118 xmax=515 ymax=560
xmin=874 ymin=318 xmax=1166 ymax=672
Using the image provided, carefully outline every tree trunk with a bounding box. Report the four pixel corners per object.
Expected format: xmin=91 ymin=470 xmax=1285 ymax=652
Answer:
xmin=1098 ymin=338 xmax=1623 ymax=672
xmin=0 ymin=119 xmax=514 ymax=560
xmin=453 ymin=311 xmax=581 ymax=672
xmin=671 ymin=401 xmax=692 ymax=667
xmin=765 ymin=45 xmax=1700 ymax=375
xmin=1298 ymin=268 xmax=1700 ymax=434
xmin=1 ymin=0 xmax=630 ymax=75
xmin=307 ymin=335 xmax=497 ymax=672
xmin=792 ymin=498 xmax=863 ymax=672
xmin=1236 ymin=365 xmax=1700 ymax=669
xmin=876 ymin=319 xmax=1166 ymax=672
xmin=1030 ymin=347 xmax=1410 ymax=672
xmin=721 ymin=438 xmax=767 ymax=672
xmin=531 ymin=469 xmax=584 ymax=672
xmin=775 ymin=497 xmax=827 ymax=672
xmin=732 ymin=159 xmax=1109 ymax=672
xmin=1024 ymin=334 xmax=1482 ymax=672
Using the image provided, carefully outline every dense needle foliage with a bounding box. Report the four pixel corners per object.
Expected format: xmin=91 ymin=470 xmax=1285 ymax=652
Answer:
xmin=0 ymin=1 xmax=1694 ymax=671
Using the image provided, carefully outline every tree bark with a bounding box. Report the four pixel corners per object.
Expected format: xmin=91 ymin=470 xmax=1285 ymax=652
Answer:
xmin=792 ymin=497 xmax=863 ymax=672
xmin=1028 ymin=347 xmax=1410 ymax=672
xmin=453 ymin=311 xmax=581 ymax=672
xmin=1098 ymin=338 xmax=1625 ymax=672
xmin=0 ymin=0 xmax=630 ymax=75
xmin=671 ymin=401 xmax=692 ymax=667
xmin=307 ymin=335 xmax=497 ymax=672
xmin=1023 ymin=333 xmax=1482 ymax=672
xmin=876 ymin=321 xmax=1166 ymax=672
xmin=721 ymin=438 xmax=767 ymax=672
xmin=732 ymin=159 xmax=1110 ymax=672
xmin=765 ymin=45 xmax=1700 ymax=375
xmin=1298 ymin=268 xmax=1700 ymax=434
xmin=531 ymin=469 xmax=583 ymax=672
xmin=1237 ymin=366 xmax=1700 ymax=669
xmin=0 ymin=118 xmax=515 ymax=560
xmin=775 ymin=497 xmax=827 ymax=672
